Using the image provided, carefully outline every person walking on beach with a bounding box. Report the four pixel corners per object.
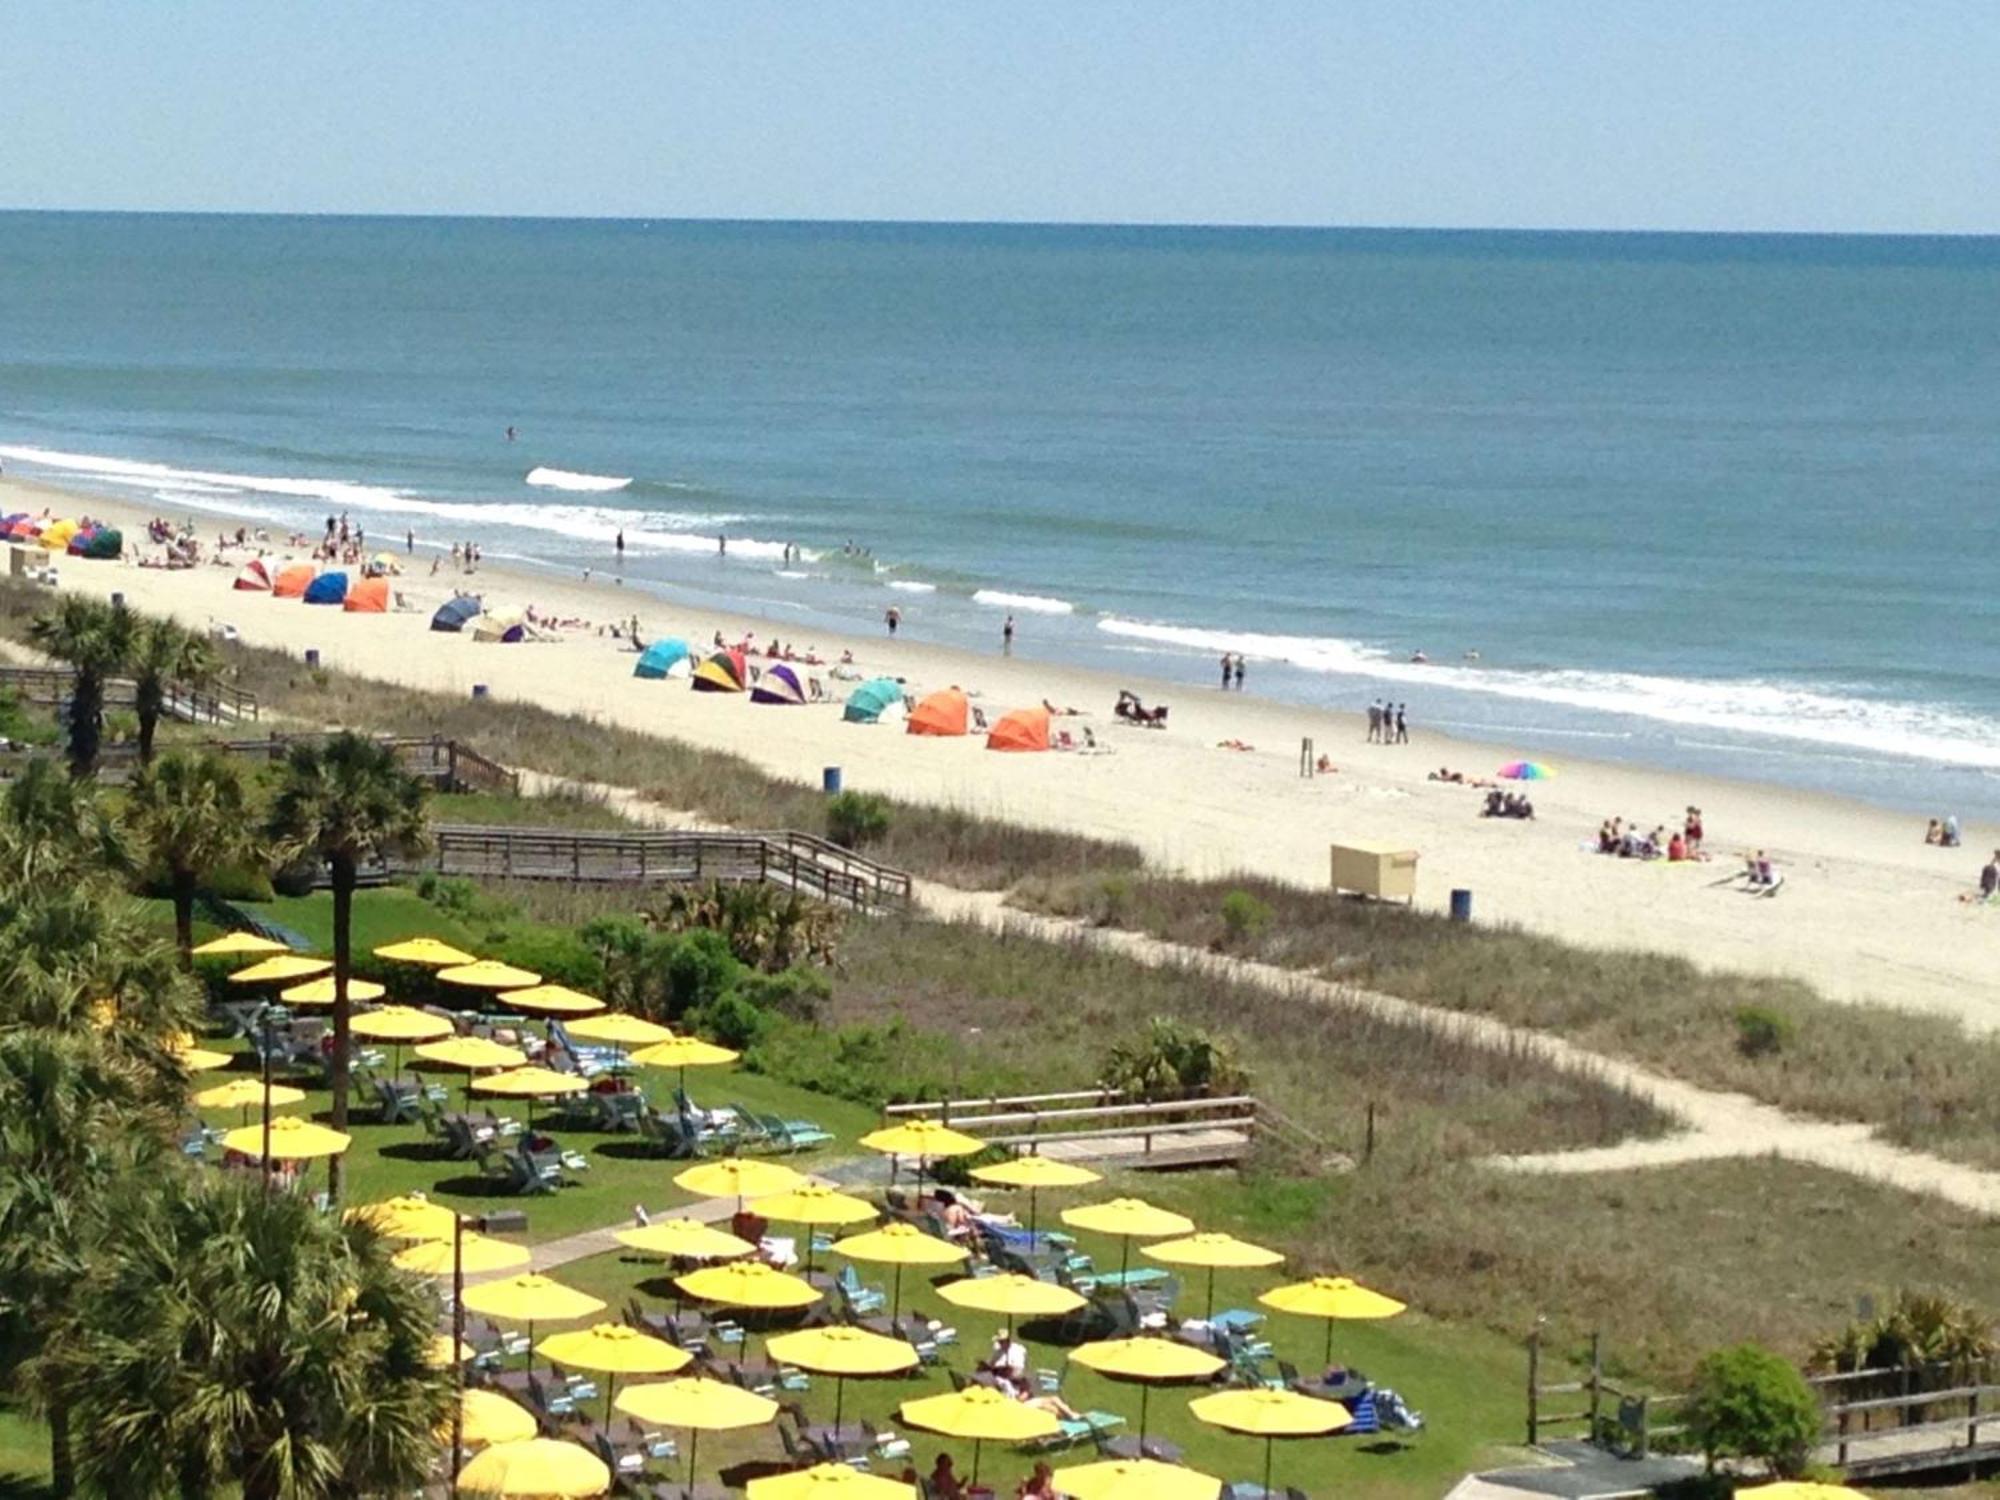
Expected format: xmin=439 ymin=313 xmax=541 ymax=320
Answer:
xmin=1002 ymin=614 xmax=1015 ymax=656
xmin=1220 ymin=653 xmax=1232 ymax=690
xmin=1232 ymin=655 xmax=1246 ymax=691
xmin=885 ymin=605 xmax=900 ymax=638
xmin=717 ymin=532 xmax=727 ymax=556
xmin=405 ymin=528 xmax=414 ymax=554
xmin=1367 ymin=701 xmax=1382 ymax=742
xmin=1394 ymin=704 xmax=1409 ymax=743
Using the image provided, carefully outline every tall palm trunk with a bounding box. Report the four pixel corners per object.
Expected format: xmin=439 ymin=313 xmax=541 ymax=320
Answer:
xmin=48 ymin=1399 xmax=73 ymax=1497
xmin=67 ymin=669 xmax=103 ymax=778
xmin=136 ymin=683 xmax=162 ymax=765
xmin=328 ymin=854 xmax=355 ymax=1202
xmin=170 ymin=865 xmax=196 ymax=970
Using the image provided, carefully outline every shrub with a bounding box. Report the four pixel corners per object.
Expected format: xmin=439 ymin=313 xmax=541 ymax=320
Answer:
xmin=1682 ymin=1343 xmax=1820 ymax=1475
xmin=1220 ymin=888 xmax=1272 ymax=946
xmin=1735 ymin=1005 xmax=1794 ymax=1058
xmin=825 ymin=791 xmax=891 ymax=850
xmin=694 ymin=990 xmax=771 ymax=1050
xmin=932 ymin=1142 xmax=1012 ymax=1187
xmin=270 ymin=856 xmax=320 ymax=898
xmin=1099 ymin=1017 xmax=1247 ymax=1101
xmin=661 ymin=928 xmax=745 ymax=1021
xmin=734 ymin=965 xmax=832 ymax=1026
xmin=492 ymin=926 xmax=604 ymax=992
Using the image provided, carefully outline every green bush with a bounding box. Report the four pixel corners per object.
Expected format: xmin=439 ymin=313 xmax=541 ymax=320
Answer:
xmin=1220 ymin=888 xmax=1273 ymax=945
xmin=1682 ymin=1342 xmax=1820 ymax=1475
xmin=733 ymin=965 xmax=831 ymax=1026
xmin=694 ymin=990 xmax=771 ymax=1050
xmin=492 ymin=926 xmax=604 ymax=992
xmin=1735 ymin=1005 xmax=1795 ymax=1058
xmin=270 ymin=856 xmax=320 ymax=898
xmin=931 ymin=1142 xmax=1012 ymax=1188
xmin=661 ymin=928 xmax=745 ymax=1021
xmin=1098 ymin=1017 xmax=1248 ymax=1101
xmin=746 ymin=1017 xmax=946 ymax=1107
xmin=136 ymin=858 xmax=275 ymax=904
xmin=825 ymin=791 xmax=891 ymax=850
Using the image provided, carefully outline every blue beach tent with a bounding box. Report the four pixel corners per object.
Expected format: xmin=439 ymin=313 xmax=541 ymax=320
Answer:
xmin=302 ymin=571 xmax=349 ymax=606
xmin=843 ymin=677 xmax=907 ymax=725
xmin=431 ymin=596 xmax=481 ymax=633
xmin=633 ymin=637 xmax=692 ymax=679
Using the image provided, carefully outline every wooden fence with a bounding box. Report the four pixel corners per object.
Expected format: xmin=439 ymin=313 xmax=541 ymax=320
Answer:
xmin=881 ymin=1089 xmax=1316 ymax=1171
xmin=0 ymin=732 xmax=514 ymax=793
xmin=0 ymin=664 xmax=259 ymax=724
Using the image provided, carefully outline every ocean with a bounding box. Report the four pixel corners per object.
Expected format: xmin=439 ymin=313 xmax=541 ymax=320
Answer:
xmin=2 ymin=212 xmax=1996 ymax=815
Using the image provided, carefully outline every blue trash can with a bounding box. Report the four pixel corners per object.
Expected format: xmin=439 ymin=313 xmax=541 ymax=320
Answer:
xmin=304 ymin=648 xmax=320 ymax=668
xmin=822 ymin=766 xmax=843 ymax=795
xmin=472 ymin=684 xmax=489 ymax=700
xmin=1450 ymin=888 xmax=1473 ymax=922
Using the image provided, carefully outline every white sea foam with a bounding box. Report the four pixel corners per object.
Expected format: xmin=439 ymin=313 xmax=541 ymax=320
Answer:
xmin=524 ymin=466 xmax=632 ymax=493
xmin=1097 ymin=616 xmax=2000 ymax=770
xmin=774 ymin=569 xmax=810 ymax=580
xmin=887 ymin=579 xmax=937 ymax=593
xmin=0 ymin=443 xmax=405 ymax=510
xmin=974 ymin=588 xmax=1074 ymax=615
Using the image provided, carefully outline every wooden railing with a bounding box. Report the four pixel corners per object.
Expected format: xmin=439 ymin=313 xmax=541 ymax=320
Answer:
xmin=0 ymin=732 xmax=515 ymax=793
xmin=0 ymin=664 xmax=259 ymax=724
xmin=392 ymin=824 xmax=912 ymax=908
xmin=883 ymin=1090 xmax=1264 ymax=1168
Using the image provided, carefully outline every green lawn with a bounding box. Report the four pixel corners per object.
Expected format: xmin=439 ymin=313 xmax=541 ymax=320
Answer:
xmin=0 ymin=1405 xmax=49 ymax=1499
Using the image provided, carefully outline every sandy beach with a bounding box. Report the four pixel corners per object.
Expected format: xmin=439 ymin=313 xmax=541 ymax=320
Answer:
xmin=9 ymin=477 xmax=1996 ymax=1028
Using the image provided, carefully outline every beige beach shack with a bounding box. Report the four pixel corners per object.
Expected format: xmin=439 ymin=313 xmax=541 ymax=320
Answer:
xmin=1329 ymin=839 xmax=1418 ymax=903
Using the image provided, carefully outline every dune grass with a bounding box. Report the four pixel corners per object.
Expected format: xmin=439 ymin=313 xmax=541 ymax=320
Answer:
xmin=1010 ymin=869 xmax=2000 ymax=1167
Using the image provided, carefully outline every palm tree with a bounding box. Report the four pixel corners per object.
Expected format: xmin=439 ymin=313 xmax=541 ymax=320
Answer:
xmin=127 ymin=616 xmax=217 ymax=765
xmin=125 ymin=750 xmax=262 ymax=966
xmin=0 ymin=755 xmax=129 ymax=887
xmin=49 ymin=1172 xmax=453 ymax=1500
xmin=28 ymin=595 xmax=135 ymax=776
xmin=265 ymin=733 xmax=430 ymax=1196
xmin=0 ymin=1028 xmax=170 ymax=1496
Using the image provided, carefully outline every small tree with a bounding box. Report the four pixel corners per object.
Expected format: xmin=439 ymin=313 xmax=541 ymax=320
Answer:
xmin=1220 ymin=889 xmax=1273 ymax=946
xmin=1682 ymin=1342 xmax=1820 ymax=1476
xmin=29 ymin=595 xmax=135 ymax=776
xmin=1099 ymin=1017 xmax=1247 ymax=1101
xmin=127 ymin=617 xmax=217 ymax=765
xmin=124 ymin=750 xmax=262 ymax=967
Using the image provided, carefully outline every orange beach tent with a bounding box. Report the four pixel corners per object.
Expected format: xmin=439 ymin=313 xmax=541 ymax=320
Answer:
xmin=986 ymin=706 xmax=1051 ymax=752
xmin=233 ymin=559 xmax=273 ymax=592
xmin=272 ymin=563 xmax=317 ymax=599
xmin=343 ymin=576 xmax=390 ymax=613
xmin=907 ymin=689 xmax=969 ymax=738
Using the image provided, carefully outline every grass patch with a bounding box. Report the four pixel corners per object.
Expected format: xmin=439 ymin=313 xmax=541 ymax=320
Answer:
xmin=1011 ymin=870 xmax=2000 ymax=1167
xmin=430 ymin=786 xmax=635 ymax=830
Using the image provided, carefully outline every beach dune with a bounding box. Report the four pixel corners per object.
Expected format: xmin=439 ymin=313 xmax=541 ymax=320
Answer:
xmin=11 ymin=479 xmax=1996 ymax=1030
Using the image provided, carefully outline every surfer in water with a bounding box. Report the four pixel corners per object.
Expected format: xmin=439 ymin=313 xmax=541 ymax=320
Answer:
xmin=505 ymin=426 xmax=517 ymax=442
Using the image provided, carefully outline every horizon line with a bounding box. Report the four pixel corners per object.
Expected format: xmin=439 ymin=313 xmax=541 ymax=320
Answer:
xmin=2 ymin=206 xmax=1998 ymax=242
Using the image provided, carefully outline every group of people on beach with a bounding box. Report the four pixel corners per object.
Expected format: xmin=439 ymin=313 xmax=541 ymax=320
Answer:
xmin=1218 ymin=653 xmax=1246 ymax=689
xmin=1367 ymin=700 xmax=1409 ymax=742
xmin=1483 ymin=788 xmax=1536 ymax=819
xmin=1925 ymin=815 xmax=1963 ymax=848
xmin=1597 ymin=807 xmax=1707 ymax=862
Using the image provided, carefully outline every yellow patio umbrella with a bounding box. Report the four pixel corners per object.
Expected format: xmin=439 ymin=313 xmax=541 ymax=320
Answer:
xmin=1736 ymin=1487 xmax=1871 ymax=1500
xmin=615 ymin=1217 xmax=757 ymax=1262
xmin=454 ymin=1388 xmax=538 ymax=1449
xmin=936 ymin=1273 xmax=1086 ymax=1334
xmin=414 ymin=1035 xmax=528 ymax=1104
xmin=455 ymin=1436 xmax=609 ymax=1498
xmin=1073 ymin=1338 xmax=1225 ymax=1446
xmin=1051 ymin=1457 xmax=1221 ymax=1500
xmin=279 ymin=976 xmax=387 ymax=1006
xmin=1189 ymin=1386 xmax=1350 ymax=1500
xmin=349 ymin=1192 xmax=459 ymax=1241
xmin=538 ymin=1322 xmax=690 ymax=1424
xmin=350 ymin=1005 xmax=455 ymax=1076
xmin=767 ymin=1326 xmax=918 ymax=1431
xmin=190 ymin=932 xmax=288 ymax=957
xmin=900 ymin=1384 xmax=1060 ymax=1486
xmin=1143 ymin=1232 xmax=1285 ymax=1319
xmin=463 ymin=1274 xmax=606 ymax=1360
xmin=969 ymin=1154 xmax=1102 ymax=1237
xmin=439 ymin=960 xmax=543 ymax=991
xmin=193 ymin=1077 xmax=306 ymax=1126
xmin=750 ymin=1183 xmax=875 ymax=1273
xmin=502 ymin=984 xmax=608 ymax=1018
xmin=470 ymin=1065 xmax=589 ymax=1129
xmin=629 ymin=1034 xmax=740 ymax=1094
xmin=221 ymin=1114 xmax=351 ymax=1160
xmin=858 ymin=1118 xmax=984 ymax=1193
xmin=674 ymin=1260 xmax=820 ymax=1313
xmin=828 ymin=1221 xmax=968 ymax=1320
xmin=427 ymin=1333 xmax=477 ymax=1367
xmin=394 ymin=1232 xmax=531 ymax=1278
xmin=1257 ymin=1275 xmax=1407 ymax=1366
xmin=227 ymin=954 xmax=333 ymax=985
xmin=747 ymin=1465 xmax=914 ymax=1500
xmin=674 ymin=1156 xmax=805 ymax=1207
xmin=615 ymin=1375 xmax=777 ymax=1494
xmin=175 ymin=1042 xmax=233 ymax=1072
xmin=375 ymin=936 xmax=477 ymax=967
xmin=1061 ymin=1198 xmax=1196 ymax=1279
xmin=565 ymin=1013 xmax=674 ymax=1047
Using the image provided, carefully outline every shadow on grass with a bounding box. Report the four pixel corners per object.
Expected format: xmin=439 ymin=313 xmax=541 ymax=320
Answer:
xmin=0 ymin=1475 xmax=54 ymax=1500
xmin=595 ymin=1140 xmax=676 ymax=1163
xmin=378 ymin=1140 xmax=452 ymax=1164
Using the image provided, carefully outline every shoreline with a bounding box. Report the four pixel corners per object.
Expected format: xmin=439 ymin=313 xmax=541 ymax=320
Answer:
xmin=8 ymin=474 xmax=1998 ymax=1026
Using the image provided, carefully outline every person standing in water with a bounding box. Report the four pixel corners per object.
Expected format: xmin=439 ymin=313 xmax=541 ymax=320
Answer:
xmin=1002 ymin=614 xmax=1015 ymax=656
xmin=616 ymin=529 xmax=625 ymax=563
xmin=718 ymin=532 xmax=727 ymax=556
xmin=405 ymin=528 xmax=414 ymax=554
xmin=1220 ymin=653 xmax=1232 ymax=690
xmin=885 ymin=606 xmax=901 ymax=637
xmin=1232 ymin=655 xmax=1246 ymax=691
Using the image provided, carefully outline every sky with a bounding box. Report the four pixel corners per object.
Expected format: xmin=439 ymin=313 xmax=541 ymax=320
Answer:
xmin=3 ymin=2 xmax=1997 ymax=233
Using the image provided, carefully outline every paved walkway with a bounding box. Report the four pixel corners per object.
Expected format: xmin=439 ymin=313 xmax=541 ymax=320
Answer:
xmin=517 ymin=771 xmax=2000 ymax=1218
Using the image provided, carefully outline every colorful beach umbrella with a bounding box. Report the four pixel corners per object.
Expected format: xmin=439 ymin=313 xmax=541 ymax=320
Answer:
xmin=985 ymin=705 xmax=1052 ymax=753
xmin=690 ymin=649 xmax=747 ymax=693
xmin=193 ymin=1077 xmax=306 ymax=1125
xmin=1497 ymin=760 xmax=1556 ymax=780
xmin=538 ymin=1322 xmax=691 ymax=1423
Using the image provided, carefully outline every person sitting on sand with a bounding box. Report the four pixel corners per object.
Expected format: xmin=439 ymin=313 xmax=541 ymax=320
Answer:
xmin=1430 ymin=767 xmax=1466 ymax=784
xmin=1216 ymin=739 xmax=1254 ymax=752
xmin=1944 ymin=815 xmax=1963 ymax=848
xmin=1316 ymin=753 xmax=1335 ymax=773
xmin=1668 ymin=830 xmax=1686 ymax=862
xmin=929 ymin=1453 xmax=966 ymax=1500
xmin=1927 ymin=818 xmax=1944 ymax=846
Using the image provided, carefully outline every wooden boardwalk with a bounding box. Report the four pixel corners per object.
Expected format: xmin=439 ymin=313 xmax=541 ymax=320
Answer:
xmin=0 ymin=662 xmax=259 ymax=724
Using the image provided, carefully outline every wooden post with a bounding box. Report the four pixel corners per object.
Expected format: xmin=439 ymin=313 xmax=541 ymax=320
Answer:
xmin=1969 ymin=1385 xmax=1981 ymax=1447
xmin=1634 ymin=1394 xmax=1650 ymax=1459
xmin=1300 ymin=737 xmax=1314 ymax=778
xmin=1589 ymin=1332 xmax=1603 ymax=1437
xmin=1837 ymin=1407 xmax=1850 ymax=1468
xmin=1364 ymin=1101 xmax=1377 ymax=1163
xmin=1526 ymin=1327 xmax=1541 ymax=1447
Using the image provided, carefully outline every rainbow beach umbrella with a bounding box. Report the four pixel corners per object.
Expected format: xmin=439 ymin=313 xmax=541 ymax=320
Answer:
xmin=1497 ymin=760 xmax=1556 ymax=781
